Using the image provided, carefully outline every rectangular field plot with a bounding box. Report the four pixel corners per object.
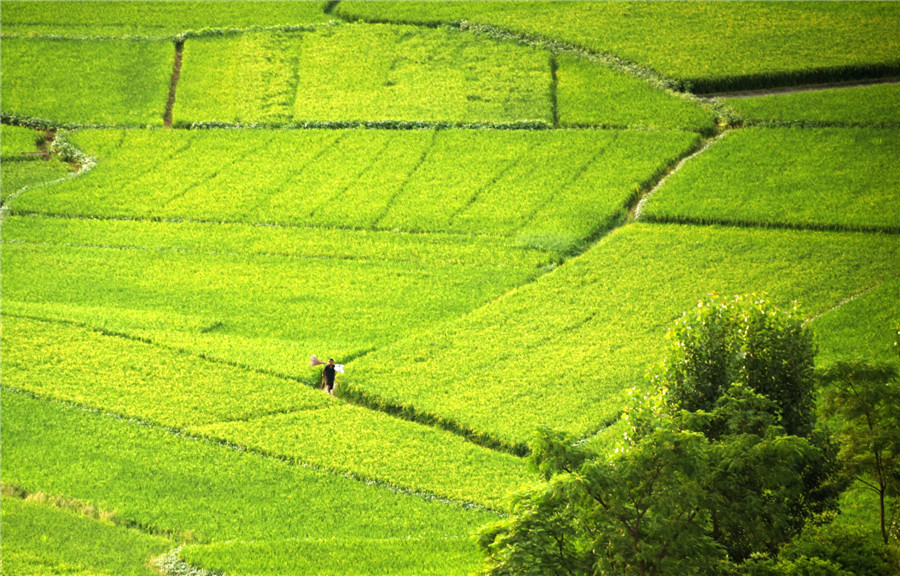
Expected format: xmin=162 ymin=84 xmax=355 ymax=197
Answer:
xmin=0 ymin=125 xmax=71 ymax=203
xmin=0 ymin=38 xmax=173 ymax=126
xmin=344 ymin=224 xmax=900 ymax=451
xmin=2 ymin=314 xmax=530 ymax=510
xmin=338 ymin=2 xmax=900 ymax=93
xmin=0 ymin=495 xmax=172 ymax=576
xmin=724 ymin=83 xmax=900 ymax=126
xmin=175 ymin=23 xmax=552 ymax=125
xmin=182 ymin=538 xmax=481 ymax=576
xmin=556 ymin=53 xmax=715 ymax=132
xmin=1 ymin=391 xmax=497 ymax=543
xmin=0 ymin=1 xmax=333 ymax=37
xmin=9 ymin=128 xmax=698 ymax=249
xmin=1 ymin=213 xmax=545 ymax=377
xmin=641 ymin=128 xmax=900 ymax=232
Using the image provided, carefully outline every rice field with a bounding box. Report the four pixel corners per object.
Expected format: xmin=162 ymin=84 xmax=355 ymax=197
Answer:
xmin=640 ymin=128 xmax=900 ymax=232
xmin=2 ymin=2 xmax=898 ymax=574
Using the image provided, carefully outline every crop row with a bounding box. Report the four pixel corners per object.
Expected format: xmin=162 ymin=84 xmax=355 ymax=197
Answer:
xmin=1 ymin=226 xmax=539 ymax=379
xmin=338 ymin=1 xmax=900 ymax=93
xmin=2 ymin=23 xmax=718 ymax=131
xmin=342 ymin=223 xmax=900 ymax=449
xmin=181 ymin=537 xmax=481 ymax=576
xmin=2 ymin=314 xmax=532 ymax=509
xmin=723 ymin=82 xmax=900 ymax=126
xmin=812 ymin=275 xmax=900 ymax=368
xmin=2 ymin=390 xmax=498 ymax=543
xmin=0 ymin=493 xmax=172 ymax=576
xmin=0 ymin=0 xmax=334 ymax=38
xmin=0 ymin=37 xmax=173 ymax=126
xmin=641 ymin=127 xmax=900 ymax=232
xmin=177 ymin=24 xmax=552 ymax=126
xmin=0 ymin=125 xmax=71 ymax=204
xmin=10 ymin=128 xmax=699 ymax=248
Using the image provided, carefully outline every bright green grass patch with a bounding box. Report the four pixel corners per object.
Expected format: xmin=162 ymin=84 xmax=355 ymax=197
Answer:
xmin=338 ymin=1 xmax=900 ymax=93
xmin=556 ymin=53 xmax=715 ymax=132
xmin=2 ymin=214 xmax=552 ymax=268
xmin=642 ymin=128 xmax=900 ymax=232
xmin=2 ymin=314 xmax=530 ymax=509
xmin=1 ymin=315 xmax=333 ymax=427
xmin=9 ymin=128 xmax=698 ymax=249
xmin=724 ymin=83 xmax=900 ymax=126
xmin=1 ymin=228 xmax=538 ymax=377
xmin=0 ymin=125 xmax=71 ymax=203
xmin=182 ymin=537 xmax=481 ymax=576
xmin=0 ymin=38 xmax=173 ymax=126
xmin=0 ymin=1 xmax=333 ymax=38
xmin=176 ymin=23 xmax=551 ymax=125
xmin=344 ymin=224 xmax=900 ymax=450
xmin=0 ymin=494 xmax=172 ymax=576
xmin=1 ymin=390 xmax=497 ymax=543
xmin=812 ymin=275 xmax=900 ymax=368
xmin=196 ymin=404 xmax=532 ymax=509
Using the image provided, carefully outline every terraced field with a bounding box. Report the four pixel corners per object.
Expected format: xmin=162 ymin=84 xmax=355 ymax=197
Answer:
xmin=2 ymin=2 xmax=898 ymax=574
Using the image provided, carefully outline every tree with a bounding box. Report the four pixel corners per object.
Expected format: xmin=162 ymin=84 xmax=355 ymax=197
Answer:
xmin=478 ymin=295 xmax=841 ymax=574
xmin=821 ymin=362 xmax=900 ymax=545
xmin=659 ymin=294 xmax=816 ymax=437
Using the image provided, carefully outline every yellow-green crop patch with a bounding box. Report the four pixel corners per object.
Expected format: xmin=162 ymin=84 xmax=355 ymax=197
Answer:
xmin=0 ymin=125 xmax=71 ymax=203
xmin=2 ymin=315 xmax=531 ymax=509
xmin=338 ymin=1 xmax=900 ymax=93
xmin=7 ymin=128 xmax=698 ymax=250
xmin=0 ymin=0 xmax=334 ymax=38
xmin=1 ymin=316 xmax=333 ymax=427
xmin=344 ymin=224 xmax=900 ymax=451
xmin=182 ymin=537 xmax=481 ymax=576
xmin=2 ymin=390 xmax=498 ymax=543
xmin=724 ymin=82 xmax=900 ymax=126
xmin=176 ymin=23 xmax=552 ymax=125
xmin=556 ymin=53 xmax=715 ymax=132
xmin=641 ymin=128 xmax=900 ymax=232
xmin=811 ymin=275 xmax=900 ymax=368
xmin=0 ymin=38 xmax=173 ymax=126
xmin=1 ymin=220 xmax=541 ymax=375
xmin=0 ymin=494 xmax=173 ymax=576
xmin=196 ymin=404 xmax=531 ymax=509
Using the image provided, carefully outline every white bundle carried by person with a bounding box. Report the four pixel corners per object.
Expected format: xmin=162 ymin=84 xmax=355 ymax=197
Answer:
xmin=310 ymin=354 xmax=344 ymax=373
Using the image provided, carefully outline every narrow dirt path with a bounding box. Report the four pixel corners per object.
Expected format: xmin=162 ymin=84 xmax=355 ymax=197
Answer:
xmin=163 ymin=40 xmax=184 ymax=128
xmin=630 ymin=130 xmax=729 ymax=221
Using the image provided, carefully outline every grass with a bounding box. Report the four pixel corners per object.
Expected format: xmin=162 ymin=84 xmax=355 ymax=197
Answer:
xmin=641 ymin=128 xmax=900 ymax=232
xmin=9 ymin=128 xmax=698 ymax=249
xmin=0 ymin=493 xmax=173 ymax=576
xmin=337 ymin=1 xmax=900 ymax=93
xmin=0 ymin=0 xmax=333 ymax=38
xmin=1 ymin=390 xmax=498 ymax=543
xmin=182 ymin=537 xmax=483 ymax=576
xmin=0 ymin=37 xmax=173 ymax=126
xmin=175 ymin=23 xmax=552 ymax=125
xmin=0 ymin=125 xmax=71 ymax=203
xmin=1 ymin=218 xmax=541 ymax=377
xmin=2 ymin=313 xmax=532 ymax=509
xmin=343 ymin=223 xmax=900 ymax=450
xmin=724 ymin=82 xmax=900 ymax=126
xmin=556 ymin=52 xmax=715 ymax=132
xmin=812 ymin=275 xmax=900 ymax=369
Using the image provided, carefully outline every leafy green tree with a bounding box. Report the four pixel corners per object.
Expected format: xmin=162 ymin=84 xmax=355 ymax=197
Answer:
xmin=479 ymin=295 xmax=841 ymax=574
xmin=659 ymin=294 xmax=816 ymax=437
xmin=821 ymin=362 xmax=900 ymax=545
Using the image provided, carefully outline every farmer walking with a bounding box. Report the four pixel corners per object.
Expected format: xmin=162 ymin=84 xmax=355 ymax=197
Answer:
xmin=322 ymin=358 xmax=337 ymax=394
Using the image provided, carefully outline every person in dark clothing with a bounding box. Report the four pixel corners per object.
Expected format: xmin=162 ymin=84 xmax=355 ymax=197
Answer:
xmin=322 ymin=358 xmax=337 ymax=394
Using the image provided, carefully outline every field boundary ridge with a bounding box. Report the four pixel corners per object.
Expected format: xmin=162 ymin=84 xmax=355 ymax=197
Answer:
xmin=1 ymin=384 xmax=506 ymax=515
xmin=639 ymin=213 xmax=900 ymax=237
